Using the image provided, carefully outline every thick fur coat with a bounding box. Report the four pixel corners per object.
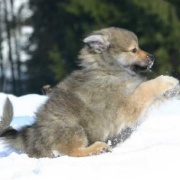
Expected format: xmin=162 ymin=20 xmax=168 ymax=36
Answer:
xmin=0 ymin=27 xmax=179 ymax=158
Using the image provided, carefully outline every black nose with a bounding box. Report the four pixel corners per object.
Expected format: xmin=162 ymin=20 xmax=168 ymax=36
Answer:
xmin=147 ymin=54 xmax=155 ymax=62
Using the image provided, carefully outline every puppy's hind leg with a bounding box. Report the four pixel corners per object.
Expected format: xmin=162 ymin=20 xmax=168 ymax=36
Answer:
xmin=68 ymin=141 xmax=112 ymax=157
xmin=52 ymin=126 xmax=112 ymax=157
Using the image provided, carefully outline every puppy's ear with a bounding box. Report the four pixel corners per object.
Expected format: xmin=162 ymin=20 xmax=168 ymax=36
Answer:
xmin=83 ymin=34 xmax=110 ymax=53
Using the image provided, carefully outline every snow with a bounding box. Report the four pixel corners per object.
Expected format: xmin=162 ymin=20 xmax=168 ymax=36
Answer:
xmin=0 ymin=92 xmax=180 ymax=180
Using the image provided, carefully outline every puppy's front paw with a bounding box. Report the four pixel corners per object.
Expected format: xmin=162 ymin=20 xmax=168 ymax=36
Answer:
xmin=155 ymin=75 xmax=179 ymax=97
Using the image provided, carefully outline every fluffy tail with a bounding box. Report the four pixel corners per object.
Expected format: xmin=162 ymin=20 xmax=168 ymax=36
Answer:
xmin=0 ymin=98 xmax=14 ymax=134
xmin=0 ymin=99 xmax=50 ymax=157
xmin=0 ymin=98 xmax=20 ymax=148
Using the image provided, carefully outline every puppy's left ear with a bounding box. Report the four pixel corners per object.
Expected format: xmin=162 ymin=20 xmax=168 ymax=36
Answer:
xmin=83 ymin=34 xmax=110 ymax=53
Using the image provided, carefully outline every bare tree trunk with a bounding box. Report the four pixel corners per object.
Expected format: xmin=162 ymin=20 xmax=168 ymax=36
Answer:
xmin=0 ymin=1 xmax=5 ymax=92
xmin=3 ymin=0 xmax=16 ymax=94
xmin=10 ymin=0 xmax=22 ymax=95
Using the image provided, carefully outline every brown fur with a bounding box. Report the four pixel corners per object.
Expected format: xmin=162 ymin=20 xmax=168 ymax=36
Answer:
xmin=0 ymin=27 xmax=179 ymax=158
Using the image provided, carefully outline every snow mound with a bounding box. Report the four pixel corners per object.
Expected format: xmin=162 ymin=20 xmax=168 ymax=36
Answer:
xmin=0 ymin=93 xmax=180 ymax=180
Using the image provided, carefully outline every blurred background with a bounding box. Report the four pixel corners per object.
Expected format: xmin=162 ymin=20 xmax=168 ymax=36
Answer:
xmin=0 ymin=0 xmax=180 ymax=95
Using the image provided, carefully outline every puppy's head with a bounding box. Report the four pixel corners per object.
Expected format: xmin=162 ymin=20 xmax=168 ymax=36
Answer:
xmin=80 ymin=27 xmax=155 ymax=74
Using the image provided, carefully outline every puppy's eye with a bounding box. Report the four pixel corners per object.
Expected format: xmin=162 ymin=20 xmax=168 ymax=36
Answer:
xmin=131 ymin=48 xmax=137 ymax=53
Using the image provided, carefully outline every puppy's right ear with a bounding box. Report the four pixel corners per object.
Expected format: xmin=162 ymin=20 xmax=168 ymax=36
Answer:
xmin=83 ymin=34 xmax=110 ymax=53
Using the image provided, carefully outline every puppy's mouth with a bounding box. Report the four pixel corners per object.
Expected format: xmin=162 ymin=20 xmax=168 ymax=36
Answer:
xmin=128 ymin=61 xmax=154 ymax=74
xmin=131 ymin=64 xmax=149 ymax=72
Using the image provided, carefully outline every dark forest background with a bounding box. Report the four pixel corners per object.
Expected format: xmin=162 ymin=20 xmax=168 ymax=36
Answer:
xmin=0 ymin=0 xmax=180 ymax=95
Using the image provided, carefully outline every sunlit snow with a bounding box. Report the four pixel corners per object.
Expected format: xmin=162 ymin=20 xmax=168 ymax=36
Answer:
xmin=0 ymin=92 xmax=180 ymax=180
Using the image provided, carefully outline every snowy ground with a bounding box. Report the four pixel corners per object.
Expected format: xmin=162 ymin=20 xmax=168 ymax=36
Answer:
xmin=0 ymin=92 xmax=180 ymax=180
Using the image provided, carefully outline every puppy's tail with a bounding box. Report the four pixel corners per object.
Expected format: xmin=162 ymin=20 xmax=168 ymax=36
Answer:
xmin=0 ymin=98 xmax=23 ymax=150
xmin=0 ymin=98 xmax=14 ymax=134
xmin=0 ymin=98 xmax=51 ymax=157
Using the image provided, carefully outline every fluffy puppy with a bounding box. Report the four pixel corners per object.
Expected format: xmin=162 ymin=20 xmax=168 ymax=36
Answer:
xmin=0 ymin=27 xmax=179 ymax=158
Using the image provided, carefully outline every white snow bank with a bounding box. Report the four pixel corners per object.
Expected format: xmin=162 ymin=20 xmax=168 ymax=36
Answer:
xmin=0 ymin=93 xmax=180 ymax=180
